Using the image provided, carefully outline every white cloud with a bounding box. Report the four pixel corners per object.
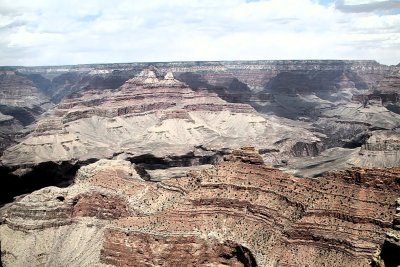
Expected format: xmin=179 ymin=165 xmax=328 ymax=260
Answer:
xmin=344 ymin=0 xmax=397 ymax=4
xmin=336 ymin=0 xmax=400 ymax=13
xmin=0 ymin=0 xmax=399 ymax=66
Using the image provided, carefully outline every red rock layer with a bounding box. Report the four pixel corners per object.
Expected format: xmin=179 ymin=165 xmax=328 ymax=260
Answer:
xmin=108 ymin=159 xmax=399 ymax=266
xmin=55 ymin=70 xmax=254 ymax=124
xmin=101 ymin=230 xmax=257 ymax=267
xmin=72 ymin=192 xmax=129 ymax=219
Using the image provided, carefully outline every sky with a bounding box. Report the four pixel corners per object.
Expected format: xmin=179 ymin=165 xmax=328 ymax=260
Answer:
xmin=0 ymin=0 xmax=399 ymax=66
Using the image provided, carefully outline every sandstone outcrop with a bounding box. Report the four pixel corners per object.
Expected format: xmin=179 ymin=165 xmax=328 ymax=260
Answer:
xmin=1 ymin=149 xmax=399 ymax=266
xmin=101 ymin=232 xmax=257 ymax=267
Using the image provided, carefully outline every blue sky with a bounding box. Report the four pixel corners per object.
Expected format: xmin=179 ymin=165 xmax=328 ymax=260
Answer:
xmin=0 ymin=0 xmax=399 ymax=66
xmin=319 ymin=0 xmax=334 ymax=6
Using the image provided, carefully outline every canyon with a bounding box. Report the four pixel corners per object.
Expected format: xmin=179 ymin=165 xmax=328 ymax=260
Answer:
xmin=0 ymin=60 xmax=399 ymax=266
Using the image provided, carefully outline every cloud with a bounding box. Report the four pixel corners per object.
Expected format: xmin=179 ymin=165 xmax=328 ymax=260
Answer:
xmin=335 ymin=0 xmax=400 ymax=13
xmin=0 ymin=0 xmax=399 ymax=66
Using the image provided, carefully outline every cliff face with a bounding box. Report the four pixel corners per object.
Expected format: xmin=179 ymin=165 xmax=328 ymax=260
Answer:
xmin=46 ymin=69 xmax=136 ymax=103
xmin=0 ymin=150 xmax=399 ymax=266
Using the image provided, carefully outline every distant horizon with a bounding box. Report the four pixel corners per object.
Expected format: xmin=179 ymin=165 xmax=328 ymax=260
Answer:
xmin=1 ymin=58 xmax=397 ymax=68
xmin=1 ymin=0 xmax=399 ymax=66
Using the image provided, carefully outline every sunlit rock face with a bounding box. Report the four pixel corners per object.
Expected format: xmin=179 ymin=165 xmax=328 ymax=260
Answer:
xmin=1 ymin=150 xmax=399 ymax=266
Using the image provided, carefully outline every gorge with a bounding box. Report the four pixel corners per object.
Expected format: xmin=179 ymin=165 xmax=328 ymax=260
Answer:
xmin=0 ymin=60 xmax=399 ymax=266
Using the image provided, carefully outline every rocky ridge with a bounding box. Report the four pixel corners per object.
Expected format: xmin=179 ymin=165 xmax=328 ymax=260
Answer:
xmin=0 ymin=149 xmax=399 ymax=266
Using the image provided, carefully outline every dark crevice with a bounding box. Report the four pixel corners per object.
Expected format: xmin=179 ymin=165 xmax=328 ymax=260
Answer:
xmin=0 ymin=161 xmax=87 ymax=206
xmin=0 ymin=105 xmax=37 ymax=126
xmin=379 ymin=240 xmax=400 ymax=267
xmin=127 ymin=150 xmax=228 ymax=170
xmin=342 ymin=132 xmax=369 ymax=149
xmin=386 ymin=103 xmax=400 ymax=115
xmin=290 ymin=141 xmax=322 ymax=157
xmin=126 ymin=150 xmax=229 ymax=181
xmin=133 ymin=165 xmax=152 ymax=181
xmin=230 ymin=242 xmax=257 ymax=267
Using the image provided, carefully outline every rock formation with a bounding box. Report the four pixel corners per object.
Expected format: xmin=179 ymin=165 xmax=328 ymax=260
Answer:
xmin=2 ymin=60 xmax=399 ymax=158
xmin=0 ymin=68 xmax=320 ymax=167
xmin=0 ymin=70 xmax=52 ymax=155
xmin=1 ymin=149 xmax=399 ymax=266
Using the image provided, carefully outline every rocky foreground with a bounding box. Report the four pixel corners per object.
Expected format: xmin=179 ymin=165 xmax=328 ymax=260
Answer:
xmin=0 ymin=148 xmax=399 ymax=266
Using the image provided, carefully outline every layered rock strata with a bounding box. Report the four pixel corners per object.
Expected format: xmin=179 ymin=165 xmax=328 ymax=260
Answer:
xmin=285 ymin=130 xmax=400 ymax=177
xmin=1 ymin=61 xmax=399 ymax=169
xmin=1 ymin=69 xmax=320 ymax=166
xmin=0 ymin=71 xmax=49 ymax=111
xmin=10 ymin=60 xmax=397 ymax=120
xmin=1 ymin=150 xmax=399 ymax=266
xmin=15 ymin=60 xmax=394 ymax=93
xmin=0 ymin=71 xmax=51 ymax=155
